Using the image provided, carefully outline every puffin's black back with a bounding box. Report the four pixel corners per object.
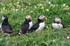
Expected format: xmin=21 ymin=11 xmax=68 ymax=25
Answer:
xmin=21 ymin=19 xmax=30 ymax=34
xmin=29 ymin=22 xmax=39 ymax=32
xmin=2 ymin=16 xmax=13 ymax=34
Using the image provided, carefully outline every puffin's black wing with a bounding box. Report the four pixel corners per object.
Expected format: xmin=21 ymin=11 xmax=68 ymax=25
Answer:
xmin=21 ymin=22 xmax=29 ymax=34
xmin=2 ymin=24 xmax=13 ymax=34
xmin=61 ymin=22 xmax=65 ymax=28
xmin=29 ymin=23 xmax=39 ymax=32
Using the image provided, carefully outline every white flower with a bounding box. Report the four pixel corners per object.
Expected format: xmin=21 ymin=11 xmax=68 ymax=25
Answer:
xmin=9 ymin=3 xmax=12 ymax=5
xmin=14 ymin=3 xmax=16 ymax=5
xmin=53 ymin=39 xmax=56 ymax=42
xmin=0 ymin=38 xmax=2 ymax=41
xmin=21 ymin=9 xmax=23 ymax=11
xmin=15 ymin=9 xmax=18 ymax=12
xmin=67 ymin=12 xmax=70 ymax=15
xmin=67 ymin=36 xmax=69 ymax=39
xmin=48 ymin=2 xmax=51 ymax=4
xmin=37 ymin=4 xmax=43 ymax=6
xmin=17 ymin=5 xmax=21 ymax=8
xmin=0 ymin=2 xmax=3 ymax=4
xmin=66 ymin=5 xmax=69 ymax=8
xmin=29 ymin=3 xmax=31 ymax=5
xmin=6 ymin=37 xmax=8 ymax=39
xmin=46 ymin=9 xmax=49 ymax=11
xmin=46 ymin=26 xmax=48 ymax=29
xmin=12 ymin=8 xmax=18 ymax=12
xmin=20 ymin=23 xmax=21 ymax=25
xmin=41 ymin=7 xmax=44 ymax=9
xmin=12 ymin=8 xmax=15 ymax=11
xmin=34 ymin=6 xmax=37 ymax=8
xmin=63 ymin=4 xmax=66 ymax=7
xmin=50 ymin=4 xmax=55 ymax=7
xmin=30 ymin=11 xmax=33 ymax=13
xmin=17 ymin=2 xmax=19 ymax=4
xmin=2 ymin=7 xmax=5 ymax=10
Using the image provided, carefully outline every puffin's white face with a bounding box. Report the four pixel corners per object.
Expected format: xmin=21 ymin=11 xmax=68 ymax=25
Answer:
xmin=55 ymin=17 xmax=61 ymax=23
xmin=2 ymin=16 xmax=5 ymax=20
xmin=38 ymin=15 xmax=46 ymax=20
xmin=26 ymin=15 xmax=32 ymax=20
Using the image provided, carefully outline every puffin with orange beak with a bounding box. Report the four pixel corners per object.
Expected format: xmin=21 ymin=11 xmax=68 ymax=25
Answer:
xmin=52 ymin=17 xmax=64 ymax=29
xmin=19 ymin=15 xmax=33 ymax=34
xmin=29 ymin=15 xmax=46 ymax=32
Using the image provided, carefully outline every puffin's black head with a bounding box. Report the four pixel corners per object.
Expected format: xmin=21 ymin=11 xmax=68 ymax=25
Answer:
xmin=38 ymin=15 xmax=46 ymax=22
xmin=54 ymin=17 xmax=62 ymax=23
xmin=25 ymin=15 xmax=32 ymax=22
xmin=2 ymin=15 xmax=8 ymax=22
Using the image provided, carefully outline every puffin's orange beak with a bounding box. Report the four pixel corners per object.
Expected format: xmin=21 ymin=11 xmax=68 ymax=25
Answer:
xmin=30 ymin=16 xmax=32 ymax=20
xmin=44 ymin=16 xmax=47 ymax=19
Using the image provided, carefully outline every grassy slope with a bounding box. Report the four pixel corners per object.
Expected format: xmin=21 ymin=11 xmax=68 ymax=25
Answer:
xmin=0 ymin=0 xmax=70 ymax=46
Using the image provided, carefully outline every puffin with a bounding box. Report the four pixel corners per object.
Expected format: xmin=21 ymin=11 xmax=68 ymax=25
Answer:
xmin=1 ymin=15 xmax=13 ymax=35
xmin=29 ymin=15 xmax=46 ymax=33
xmin=19 ymin=15 xmax=33 ymax=35
xmin=52 ymin=17 xmax=64 ymax=29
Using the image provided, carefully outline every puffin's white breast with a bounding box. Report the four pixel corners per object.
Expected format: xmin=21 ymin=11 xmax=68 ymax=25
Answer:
xmin=36 ymin=22 xmax=45 ymax=31
xmin=29 ymin=21 xmax=33 ymax=29
xmin=52 ymin=23 xmax=63 ymax=29
xmin=0 ymin=23 xmax=2 ymax=29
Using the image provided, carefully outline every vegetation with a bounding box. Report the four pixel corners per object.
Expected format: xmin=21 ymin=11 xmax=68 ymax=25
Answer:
xmin=0 ymin=0 xmax=70 ymax=46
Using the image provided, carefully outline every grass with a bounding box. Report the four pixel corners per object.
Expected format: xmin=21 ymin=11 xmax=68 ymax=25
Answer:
xmin=0 ymin=0 xmax=70 ymax=46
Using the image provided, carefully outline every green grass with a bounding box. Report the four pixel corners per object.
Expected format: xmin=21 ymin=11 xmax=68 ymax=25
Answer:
xmin=0 ymin=0 xmax=70 ymax=46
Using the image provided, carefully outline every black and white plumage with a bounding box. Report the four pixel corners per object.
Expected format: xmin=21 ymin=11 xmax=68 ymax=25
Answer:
xmin=52 ymin=17 xmax=64 ymax=29
xmin=29 ymin=15 xmax=46 ymax=32
xmin=19 ymin=15 xmax=33 ymax=34
xmin=1 ymin=15 xmax=13 ymax=34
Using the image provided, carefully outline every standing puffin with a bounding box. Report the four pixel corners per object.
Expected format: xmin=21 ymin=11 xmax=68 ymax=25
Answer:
xmin=1 ymin=15 xmax=13 ymax=34
xmin=19 ymin=15 xmax=33 ymax=34
xmin=52 ymin=17 xmax=64 ymax=29
xmin=29 ymin=15 xmax=46 ymax=33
